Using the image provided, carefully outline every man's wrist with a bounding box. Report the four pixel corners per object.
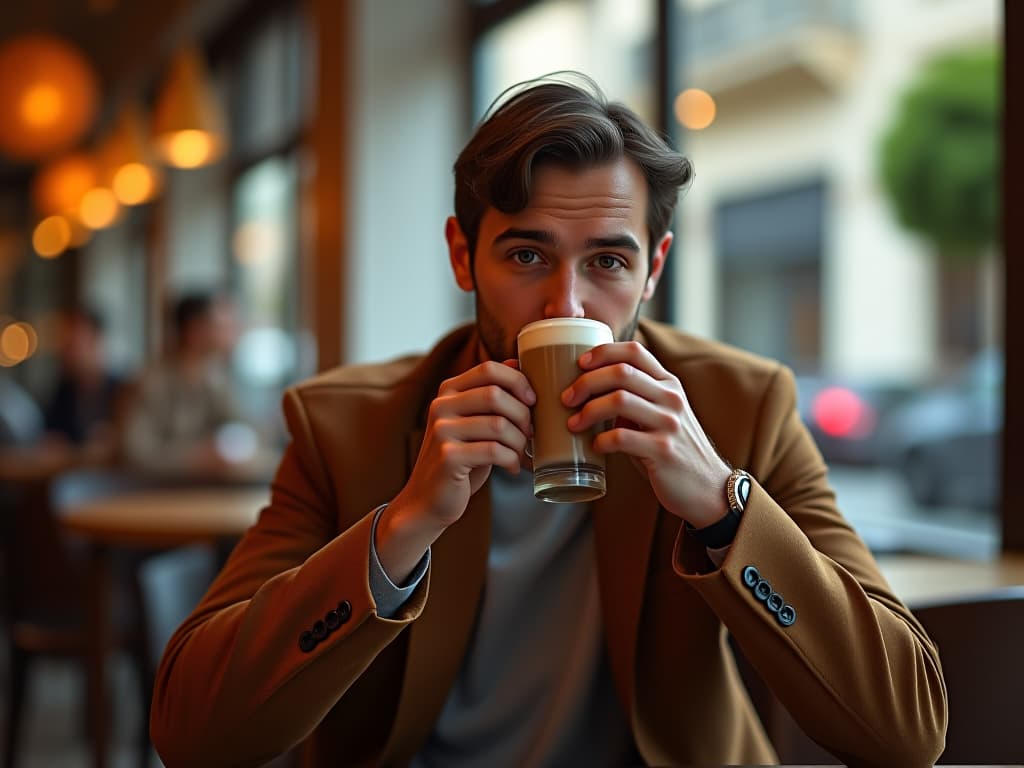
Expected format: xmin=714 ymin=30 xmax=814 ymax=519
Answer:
xmin=375 ymin=500 xmax=445 ymax=585
xmin=685 ymin=469 xmax=751 ymax=549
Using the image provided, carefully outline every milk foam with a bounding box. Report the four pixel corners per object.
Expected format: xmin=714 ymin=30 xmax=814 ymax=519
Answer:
xmin=516 ymin=318 xmax=613 ymax=353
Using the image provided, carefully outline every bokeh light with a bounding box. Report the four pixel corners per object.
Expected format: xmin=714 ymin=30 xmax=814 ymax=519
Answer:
xmin=0 ymin=322 xmax=37 ymax=366
xmin=164 ymin=130 xmax=216 ymax=169
xmin=674 ymin=88 xmax=717 ymax=131
xmin=0 ymin=35 xmax=99 ymax=161
xmin=79 ymin=188 xmax=120 ymax=229
xmin=112 ymin=162 xmax=158 ymax=205
xmin=32 ymin=215 xmax=72 ymax=258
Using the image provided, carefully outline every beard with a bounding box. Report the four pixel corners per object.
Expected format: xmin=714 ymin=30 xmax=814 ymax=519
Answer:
xmin=474 ymin=293 xmax=644 ymax=362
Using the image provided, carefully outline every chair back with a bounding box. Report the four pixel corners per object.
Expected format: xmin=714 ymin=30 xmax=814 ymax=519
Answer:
xmin=911 ymin=585 xmax=1024 ymax=764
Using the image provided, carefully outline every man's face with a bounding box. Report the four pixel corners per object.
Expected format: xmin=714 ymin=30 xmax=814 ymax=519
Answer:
xmin=447 ymin=158 xmax=673 ymax=361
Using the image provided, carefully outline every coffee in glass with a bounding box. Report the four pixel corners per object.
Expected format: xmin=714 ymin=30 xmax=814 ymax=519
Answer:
xmin=517 ymin=318 xmax=614 ymax=502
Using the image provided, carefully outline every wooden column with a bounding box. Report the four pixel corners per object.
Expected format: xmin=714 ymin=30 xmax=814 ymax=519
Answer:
xmin=301 ymin=0 xmax=349 ymax=371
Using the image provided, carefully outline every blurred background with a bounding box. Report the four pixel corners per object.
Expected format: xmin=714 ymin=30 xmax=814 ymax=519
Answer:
xmin=0 ymin=0 xmax=1011 ymax=765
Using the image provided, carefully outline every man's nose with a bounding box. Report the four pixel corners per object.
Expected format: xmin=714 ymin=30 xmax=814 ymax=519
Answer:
xmin=543 ymin=268 xmax=586 ymax=319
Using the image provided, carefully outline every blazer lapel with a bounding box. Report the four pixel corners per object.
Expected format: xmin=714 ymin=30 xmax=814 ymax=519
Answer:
xmin=591 ymin=451 xmax=660 ymax=722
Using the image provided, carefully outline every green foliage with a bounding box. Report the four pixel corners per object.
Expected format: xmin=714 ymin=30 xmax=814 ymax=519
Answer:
xmin=879 ymin=45 xmax=1000 ymax=260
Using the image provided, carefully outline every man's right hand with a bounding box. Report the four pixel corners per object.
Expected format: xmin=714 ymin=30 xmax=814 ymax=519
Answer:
xmin=374 ymin=360 xmax=535 ymax=584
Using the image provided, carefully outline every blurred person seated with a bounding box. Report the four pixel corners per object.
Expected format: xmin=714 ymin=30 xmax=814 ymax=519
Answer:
xmin=40 ymin=305 xmax=125 ymax=463
xmin=121 ymin=291 xmax=268 ymax=480
xmin=0 ymin=373 xmax=43 ymax=448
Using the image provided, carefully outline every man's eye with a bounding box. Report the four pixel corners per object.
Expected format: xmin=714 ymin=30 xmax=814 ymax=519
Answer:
xmin=512 ymin=249 xmax=541 ymax=265
xmin=596 ymin=254 xmax=624 ymax=270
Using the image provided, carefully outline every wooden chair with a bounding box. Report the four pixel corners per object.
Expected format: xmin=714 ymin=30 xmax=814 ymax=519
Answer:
xmin=0 ymin=469 xmax=156 ymax=767
xmin=912 ymin=585 xmax=1024 ymax=764
xmin=733 ymin=584 xmax=1024 ymax=764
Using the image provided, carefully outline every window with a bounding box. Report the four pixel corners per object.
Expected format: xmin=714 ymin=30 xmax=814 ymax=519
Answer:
xmin=673 ymin=0 xmax=1003 ymax=557
xmin=473 ymin=0 xmax=656 ymax=121
xmin=474 ymin=0 xmax=1006 ymax=559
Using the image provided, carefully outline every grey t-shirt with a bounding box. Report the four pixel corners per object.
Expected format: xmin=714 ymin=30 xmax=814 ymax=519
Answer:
xmin=371 ymin=468 xmax=636 ymax=767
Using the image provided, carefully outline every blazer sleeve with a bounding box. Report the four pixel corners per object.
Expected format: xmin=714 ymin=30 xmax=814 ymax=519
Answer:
xmin=674 ymin=364 xmax=947 ymax=767
xmin=150 ymin=387 xmax=428 ymax=767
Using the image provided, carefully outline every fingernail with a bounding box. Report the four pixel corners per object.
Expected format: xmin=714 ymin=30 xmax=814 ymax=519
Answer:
xmin=567 ymin=413 xmax=580 ymax=430
xmin=562 ymin=385 xmax=575 ymax=405
xmin=579 ymin=352 xmax=592 ymax=367
xmin=525 ymin=387 xmax=536 ymax=405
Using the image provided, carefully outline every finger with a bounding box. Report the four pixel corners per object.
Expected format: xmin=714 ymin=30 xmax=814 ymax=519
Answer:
xmin=442 ymin=440 xmax=523 ymax=476
xmin=562 ymin=361 xmax=670 ymax=408
xmin=431 ymin=385 xmax=534 ymax=438
xmin=439 ymin=360 xmax=536 ymax=405
xmin=567 ymin=389 xmax=679 ymax=434
xmin=433 ymin=414 xmax=530 ymax=454
xmin=577 ymin=341 xmax=671 ymax=381
xmin=590 ymin=424 xmax=673 ymax=462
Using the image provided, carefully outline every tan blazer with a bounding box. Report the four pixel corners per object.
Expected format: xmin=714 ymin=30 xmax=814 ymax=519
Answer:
xmin=150 ymin=320 xmax=947 ymax=767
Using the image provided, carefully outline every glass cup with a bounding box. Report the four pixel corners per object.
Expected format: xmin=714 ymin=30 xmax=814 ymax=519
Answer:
xmin=517 ymin=318 xmax=614 ymax=503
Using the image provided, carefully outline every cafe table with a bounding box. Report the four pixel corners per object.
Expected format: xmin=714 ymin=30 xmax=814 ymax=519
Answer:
xmin=60 ymin=483 xmax=267 ymax=768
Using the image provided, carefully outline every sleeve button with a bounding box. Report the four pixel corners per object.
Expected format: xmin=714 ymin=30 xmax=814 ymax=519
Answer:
xmin=325 ymin=609 xmax=341 ymax=631
xmin=777 ymin=604 xmax=797 ymax=627
xmin=312 ymin=620 xmax=328 ymax=641
xmin=298 ymin=631 xmax=317 ymax=653
xmin=337 ymin=600 xmax=352 ymax=623
xmin=742 ymin=566 xmax=760 ymax=588
xmin=766 ymin=592 xmax=785 ymax=614
xmin=754 ymin=579 xmax=773 ymax=601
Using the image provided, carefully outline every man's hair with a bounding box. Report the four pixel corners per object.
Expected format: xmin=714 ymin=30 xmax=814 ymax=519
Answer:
xmin=172 ymin=292 xmax=214 ymax=339
xmin=454 ymin=72 xmax=694 ymax=260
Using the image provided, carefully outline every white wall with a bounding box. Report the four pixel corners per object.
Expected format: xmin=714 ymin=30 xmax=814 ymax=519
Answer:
xmin=345 ymin=0 xmax=471 ymax=365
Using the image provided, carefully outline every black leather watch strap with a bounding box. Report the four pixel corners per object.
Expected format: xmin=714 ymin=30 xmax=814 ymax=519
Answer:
xmin=686 ymin=508 xmax=742 ymax=549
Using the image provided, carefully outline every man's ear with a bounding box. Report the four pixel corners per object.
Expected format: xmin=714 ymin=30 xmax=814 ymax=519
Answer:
xmin=446 ymin=216 xmax=475 ymax=292
xmin=642 ymin=231 xmax=673 ymax=301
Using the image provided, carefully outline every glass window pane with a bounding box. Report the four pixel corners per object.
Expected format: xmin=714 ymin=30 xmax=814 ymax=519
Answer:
xmin=474 ymin=0 xmax=656 ymax=122
xmin=230 ymin=154 xmax=300 ymax=433
xmin=672 ymin=0 xmax=1003 ymax=558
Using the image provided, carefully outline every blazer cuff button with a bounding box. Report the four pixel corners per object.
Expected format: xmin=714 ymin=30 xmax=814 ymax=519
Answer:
xmin=754 ymin=579 xmax=773 ymax=601
xmin=298 ymin=631 xmax=317 ymax=653
xmin=742 ymin=566 xmax=760 ymax=588
xmin=312 ymin=620 xmax=328 ymax=641
xmin=777 ymin=604 xmax=797 ymax=627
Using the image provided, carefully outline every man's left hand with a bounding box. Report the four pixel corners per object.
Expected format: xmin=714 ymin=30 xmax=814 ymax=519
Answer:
xmin=563 ymin=341 xmax=732 ymax=528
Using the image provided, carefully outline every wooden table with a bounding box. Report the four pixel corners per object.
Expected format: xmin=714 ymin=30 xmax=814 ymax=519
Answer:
xmin=60 ymin=485 xmax=266 ymax=768
xmin=876 ymin=551 xmax=1024 ymax=607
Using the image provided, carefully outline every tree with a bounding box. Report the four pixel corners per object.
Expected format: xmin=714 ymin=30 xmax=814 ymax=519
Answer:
xmin=879 ymin=45 xmax=1000 ymax=262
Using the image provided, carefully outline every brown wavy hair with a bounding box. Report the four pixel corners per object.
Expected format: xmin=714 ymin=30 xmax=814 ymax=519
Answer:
xmin=454 ymin=72 xmax=694 ymax=263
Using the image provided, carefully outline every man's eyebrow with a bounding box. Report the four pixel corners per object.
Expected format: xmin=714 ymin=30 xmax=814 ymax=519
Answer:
xmin=493 ymin=228 xmax=557 ymax=245
xmin=585 ymin=234 xmax=641 ymax=252
xmin=492 ymin=229 xmax=641 ymax=253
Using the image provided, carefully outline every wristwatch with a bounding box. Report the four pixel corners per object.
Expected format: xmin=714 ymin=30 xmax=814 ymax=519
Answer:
xmin=686 ymin=469 xmax=752 ymax=549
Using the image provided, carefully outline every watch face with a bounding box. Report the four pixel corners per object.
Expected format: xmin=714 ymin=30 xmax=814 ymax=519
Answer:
xmin=736 ymin=474 xmax=751 ymax=507
xmin=728 ymin=470 xmax=752 ymax=513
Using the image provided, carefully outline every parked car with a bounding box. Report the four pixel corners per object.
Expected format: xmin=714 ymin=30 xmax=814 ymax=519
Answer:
xmin=883 ymin=349 xmax=1003 ymax=510
xmin=795 ymin=374 xmax=910 ymax=466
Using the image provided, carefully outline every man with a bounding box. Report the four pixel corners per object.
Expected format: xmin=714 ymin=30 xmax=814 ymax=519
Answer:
xmin=41 ymin=305 xmax=124 ymax=458
xmin=121 ymin=291 xmax=263 ymax=476
xmin=151 ymin=76 xmax=946 ymax=767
